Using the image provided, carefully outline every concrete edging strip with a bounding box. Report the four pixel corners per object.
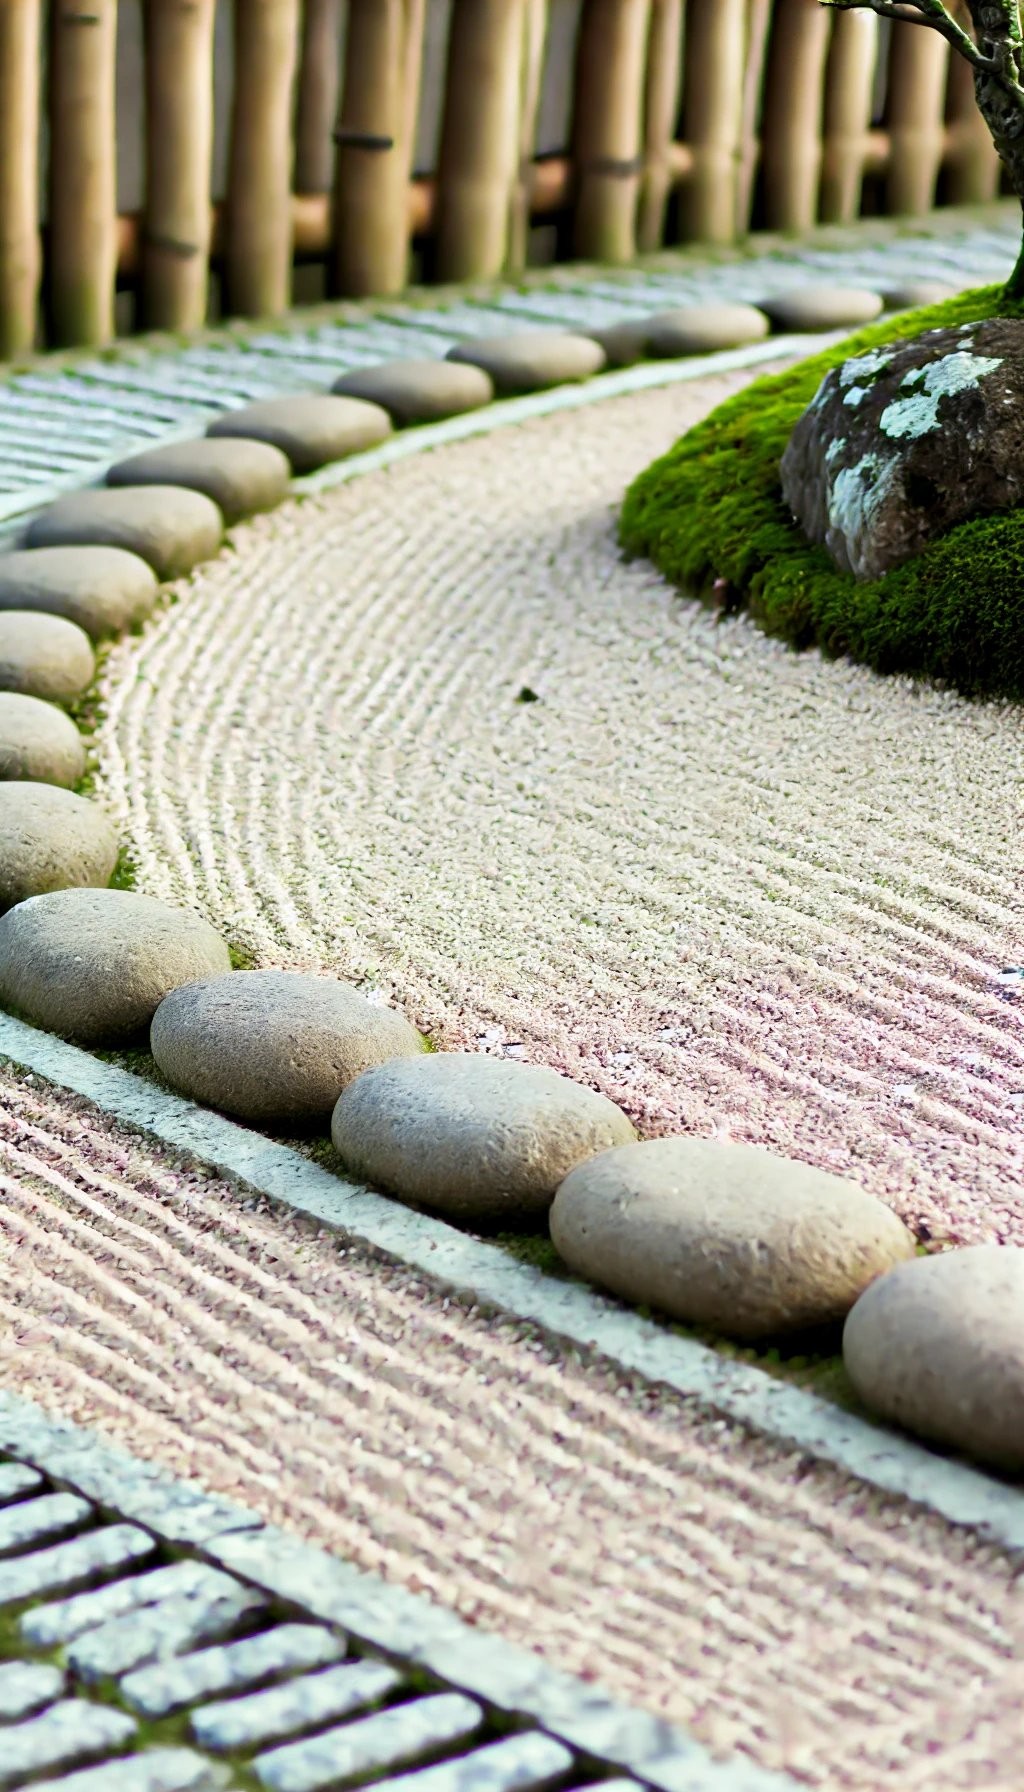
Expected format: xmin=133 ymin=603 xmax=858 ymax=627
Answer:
xmin=2 ymin=1010 xmax=1023 ymax=1556
xmin=0 ymin=1387 xmax=798 ymax=1792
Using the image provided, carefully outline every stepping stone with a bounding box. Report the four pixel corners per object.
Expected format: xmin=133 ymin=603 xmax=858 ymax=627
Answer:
xmin=0 ymin=546 xmax=159 ymax=640
xmin=549 ymin=1137 xmax=916 ymax=1339
xmin=0 ymin=1700 xmax=136 ymax=1789
xmin=207 ymin=395 xmax=391 ymax=474
xmin=0 ymin=693 xmax=86 ymax=787
xmin=107 ymin=437 xmax=292 ymax=527
xmin=253 ymin=1692 xmax=483 ymax=1792
xmin=22 ymin=1562 xmax=242 ymax=1649
xmin=332 ymin=358 xmax=494 ymax=426
xmin=0 ymin=888 xmax=231 ymax=1045
xmin=0 ymin=611 xmax=94 ymax=703
xmin=26 ymin=488 xmax=223 ymax=581
xmin=371 ymin=1733 xmax=575 ymax=1792
xmin=150 ymin=970 xmax=426 ymax=1124
xmin=0 ymin=1663 xmax=64 ymax=1722
xmin=586 ymin=318 xmax=652 ymax=368
xmin=191 ymin=1660 xmax=399 ymax=1755
xmin=446 ymin=331 xmax=606 ymax=394
xmin=758 ymin=286 xmax=884 ymax=333
xmin=0 ymin=1523 xmax=154 ymax=1607
xmin=645 ymin=302 xmax=771 ymax=357
xmin=31 ymin=1748 xmax=231 ymax=1790
xmin=331 ymin=1052 xmax=636 ymax=1221
xmin=881 ymin=280 xmax=960 ymax=311
xmin=843 ymin=1244 xmax=1024 ymax=1473
xmin=0 ymin=784 xmax=118 ymax=913
xmin=68 ymin=1583 xmax=267 ymax=1683
xmin=0 ymin=1492 xmax=91 ymax=1558
xmin=121 ymin=1623 xmax=346 ymax=1720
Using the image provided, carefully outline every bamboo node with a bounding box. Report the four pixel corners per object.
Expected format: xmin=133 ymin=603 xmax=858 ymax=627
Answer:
xmin=333 ymin=130 xmax=396 ymax=152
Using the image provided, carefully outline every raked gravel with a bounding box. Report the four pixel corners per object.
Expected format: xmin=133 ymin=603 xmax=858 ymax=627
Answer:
xmin=0 ymin=1062 xmax=1023 ymax=1791
xmin=93 ymin=367 xmax=1024 ymax=1246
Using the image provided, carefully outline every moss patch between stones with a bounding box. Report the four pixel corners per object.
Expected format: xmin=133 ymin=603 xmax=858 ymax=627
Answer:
xmin=619 ymin=284 xmax=1024 ymax=701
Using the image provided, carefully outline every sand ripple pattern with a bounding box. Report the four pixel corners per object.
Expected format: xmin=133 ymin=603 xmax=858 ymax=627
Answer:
xmin=1 ymin=1065 xmax=1023 ymax=1790
xmin=97 ymin=371 xmax=1024 ymax=1243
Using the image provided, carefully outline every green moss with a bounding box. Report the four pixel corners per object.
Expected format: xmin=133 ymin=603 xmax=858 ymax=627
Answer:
xmin=620 ymin=283 xmax=1024 ymax=701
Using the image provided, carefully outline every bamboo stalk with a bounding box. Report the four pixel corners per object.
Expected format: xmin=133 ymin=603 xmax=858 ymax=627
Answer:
xmin=224 ymin=0 xmax=300 ymax=318
xmin=434 ymin=0 xmax=526 ymax=283
xmin=944 ymin=17 xmax=1001 ymax=204
xmin=47 ymin=0 xmax=118 ymax=347
xmin=885 ymin=13 xmax=949 ymax=214
xmin=677 ymin=0 xmax=746 ymax=243
xmin=636 ymin=0 xmax=683 ymax=252
xmin=736 ymin=0 xmax=773 ymax=231
xmin=141 ymin=0 xmax=216 ymax=333
xmin=759 ymin=0 xmax=832 ymax=232
xmin=0 ymin=0 xmax=42 ymax=358
xmin=571 ymin=0 xmax=652 ymax=263
xmin=295 ymin=0 xmax=343 ymax=194
xmin=331 ymin=0 xmax=410 ymax=296
xmin=507 ymin=0 xmax=549 ymax=274
xmin=821 ymin=6 xmax=879 ymax=223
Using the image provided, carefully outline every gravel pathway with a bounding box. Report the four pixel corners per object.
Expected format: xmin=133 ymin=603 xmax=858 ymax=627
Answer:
xmin=94 ymin=366 xmax=1024 ymax=1248
xmin=1 ymin=1061 xmax=1023 ymax=1791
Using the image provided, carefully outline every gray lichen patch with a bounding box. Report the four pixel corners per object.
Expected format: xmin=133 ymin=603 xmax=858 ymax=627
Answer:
xmin=880 ymin=350 xmax=1003 ymax=440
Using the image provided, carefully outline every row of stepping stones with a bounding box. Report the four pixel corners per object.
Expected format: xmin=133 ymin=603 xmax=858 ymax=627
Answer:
xmin=2 ymin=276 xmax=1018 ymax=1484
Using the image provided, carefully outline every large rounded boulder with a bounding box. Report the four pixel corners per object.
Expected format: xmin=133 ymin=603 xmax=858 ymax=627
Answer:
xmin=0 ymin=694 xmax=86 ymax=787
xmin=331 ymin=1052 xmax=635 ymax=1220
xmin=843 ymin=1245 xmax=1024 ymax=1473
xmin=150 ymin=970 xmax=426 ymax=1123
xmin=549 ymin=1137 xmax=916 ymax=1337
xmin=0 ymin=785 xmax=118 ymax=913
xmin=0 ymin=888 xmax=231 ymax=1043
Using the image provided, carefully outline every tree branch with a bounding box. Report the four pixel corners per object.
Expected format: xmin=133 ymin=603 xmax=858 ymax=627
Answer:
xmin=820 ymin=0 xmax=993 ymax=69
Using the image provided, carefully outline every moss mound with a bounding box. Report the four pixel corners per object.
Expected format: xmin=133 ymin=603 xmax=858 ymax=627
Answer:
xmin=620 ymin=285 xmax=1024 ymax=702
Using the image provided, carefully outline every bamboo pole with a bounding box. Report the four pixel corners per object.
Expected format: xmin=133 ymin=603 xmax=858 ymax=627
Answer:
xmin=224 ymin=0 xmax=300 ymax=318
xmin=506 ymin=0 xmax=549 ymax=274
xmin=759 ymin=0 xmax=832 ymax=232
xmin=0 ymin=0 xmax=42 ymax=358
xmin=820 ymin=5 xmax=879 ymax=223
xmin=571 ymin=0 xmax=652 ymax=263
xmin=295 ymin=0 xmax=343 ymax=194
xmin=885 ymin=13 xmax=949 ymax=214
xmin=636 ymin=0 xmax=683 ymax=252
xmin=47 ymin=0 xmax=118 ymax=347
xmin=331 ymin=0 xmax=410 ymax=296
xmin=141 ymin=0 xmax=216 ymax=333
xmin=944 ymin=18 xmax=1001 ymax=204
xmin=736 ymin=0 xmax=773 ymax=231
xmin=677 ymin=0 xmax=746 ymax=243
xmin=434 ymin=0 xmax=526 ymax=283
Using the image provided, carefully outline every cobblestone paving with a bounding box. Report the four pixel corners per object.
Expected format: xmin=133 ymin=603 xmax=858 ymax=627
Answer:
xmin=0 ymin=214 xmax=1018 ymax=527
xmin=0 ymin=1454 xmax=602 ymax=1792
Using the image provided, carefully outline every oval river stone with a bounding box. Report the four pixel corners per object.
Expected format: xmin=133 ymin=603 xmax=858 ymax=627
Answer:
xmin=0 ymin=784 xmax=118 ymax=913
xmin=843 ymin=1244 xmax=1024 ymax=1473
xmin=549 ymin=1136 xmax=916 ymax=1338
xmin=331 ymin=1051 xmax=635 ymax=1220
xmin=151 ymin=970 xmax=426 ymax=1124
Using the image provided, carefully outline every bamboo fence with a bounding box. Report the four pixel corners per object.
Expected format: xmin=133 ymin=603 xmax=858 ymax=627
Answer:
xmin=0 ymin=0 xmax=1008 ymax=357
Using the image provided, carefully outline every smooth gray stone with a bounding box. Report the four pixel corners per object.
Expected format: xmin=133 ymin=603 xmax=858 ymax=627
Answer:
xmin=0 ymin=1461 xmax=43 ymax=1504
xmin=0 ymin=1491 xmax=91 ymax=1558
xmin=0 ymin=1661 xmax=65 ymax=1721
xmin=0 ymin=1700 xmax=136 ymax=1788
xmin=31 ymin=1747 xmax=231 ymax=1791
xmin=0 ymin=1523 xmax=155 ymax=1607
xmin=191 ymin=1660 xmax=401 ymax=1755
xmin=22 ymin=1562 xmax=242 ymax=1649
xmin=122 ymin=1622 xmax=346 ymax=1718
xmin=254 ymin=1692 xmax=483 ymax=1792
xmin=371 ymin=1733 xmax=576 ymax=1792
xmin=69 ymin=1584 xmax=267 ymax=1683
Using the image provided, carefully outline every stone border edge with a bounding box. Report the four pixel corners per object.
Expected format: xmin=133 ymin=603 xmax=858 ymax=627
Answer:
xmin=2 ymin=1011 xmax=1023 ymax=1560
xmin=0 ymin=1386 xmax=798 ymax=1792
